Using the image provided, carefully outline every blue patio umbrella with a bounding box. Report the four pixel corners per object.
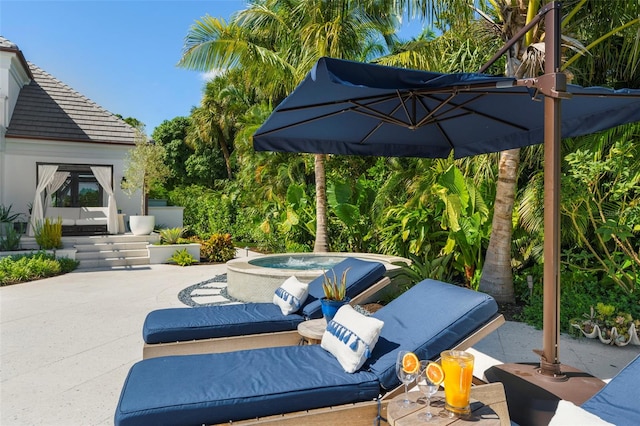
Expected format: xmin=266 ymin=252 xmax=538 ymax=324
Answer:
xmin=253 ymin=56 xmax=640 ymax=159
xmin=253 ymin=2 xmax=640 ymax=399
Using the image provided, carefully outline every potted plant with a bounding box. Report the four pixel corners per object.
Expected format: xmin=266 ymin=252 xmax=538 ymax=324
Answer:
xmin=0 ymin=204 xmax=21 ymax=236
xmin=121 ymin=132 xmax=171 ymax=235
xmin=320 ymin=267 xmax=351 ymax=322
xmin=571 ymin=303 xmax=640 ymax=346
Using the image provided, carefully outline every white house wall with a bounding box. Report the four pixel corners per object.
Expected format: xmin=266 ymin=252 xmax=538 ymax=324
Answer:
xmin=2 ymin=136 xmax=141 ymax=220
xmin=0 ymin=49 xmax=32 ymax=207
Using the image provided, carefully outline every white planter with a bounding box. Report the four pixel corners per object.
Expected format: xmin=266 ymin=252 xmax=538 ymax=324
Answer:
xmin=147 ymin=243 xmax=201 ymax=264
xmin=129 ymin=215 xmax=155 ymax=235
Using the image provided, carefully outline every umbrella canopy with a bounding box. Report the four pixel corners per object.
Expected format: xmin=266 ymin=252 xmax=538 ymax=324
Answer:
xmin=253 ymin=3 xmax=640 ymax=381
xmin=254 ymin=56 xmax=640 ymax=159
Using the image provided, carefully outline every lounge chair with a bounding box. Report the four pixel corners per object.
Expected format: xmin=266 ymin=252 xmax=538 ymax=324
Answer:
xmin=115 ymin=279 xmax=505 ymax=426
xmin=549 ymin=353 xmax=640 ymax=425
xmin=142 ymin=257 xmax=390 ymax=358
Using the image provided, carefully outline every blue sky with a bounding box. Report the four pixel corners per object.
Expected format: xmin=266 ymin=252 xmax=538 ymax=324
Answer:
xmin=1 ymin=1 xmax=424 ymax=134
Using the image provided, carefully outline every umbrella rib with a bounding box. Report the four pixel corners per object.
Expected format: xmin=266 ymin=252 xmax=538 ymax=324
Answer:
xmin=254 ymin=108 xmax=355 ymax=137
xmin=416 ymin=92 xmax=533 ymax=132
xmin=349 ymin=99 xmax=411 ymax=127
xmin=360 ymin=122 xmax=385 ymax=145
xmin=414 ymin=93 xmax=457 ymax=127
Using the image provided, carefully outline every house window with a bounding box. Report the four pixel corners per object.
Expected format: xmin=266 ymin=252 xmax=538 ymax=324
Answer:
xmin=52 ymin=168 xmax=104 ymax=207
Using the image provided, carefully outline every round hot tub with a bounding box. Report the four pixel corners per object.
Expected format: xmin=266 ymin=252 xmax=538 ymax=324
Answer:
xmin=225 ymin=252 xmax=406 ymax=303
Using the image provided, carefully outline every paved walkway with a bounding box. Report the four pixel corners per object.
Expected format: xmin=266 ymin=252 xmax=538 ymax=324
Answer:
xmin=1 ymin=262 xmax=638 ymax=425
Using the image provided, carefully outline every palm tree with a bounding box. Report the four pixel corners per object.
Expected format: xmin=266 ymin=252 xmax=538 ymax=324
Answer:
xmin=187 ymin=71 xmax=256 ymax=180
xmin=178 ymin=0 xmax=396 ymax=252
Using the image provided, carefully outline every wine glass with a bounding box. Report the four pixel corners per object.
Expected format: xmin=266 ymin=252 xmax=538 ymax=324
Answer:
xmin=395 ymin=351 xmax=418 ymax=407
xmin=416 ymin=361 xmax=440 ymax=421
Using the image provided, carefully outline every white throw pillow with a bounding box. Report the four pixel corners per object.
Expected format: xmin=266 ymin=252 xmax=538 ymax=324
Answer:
xmin=548 ymin=400 xmax=614 ymax=426
xmin=321 ymin=304 xmax=384 ymax=373
xmin=273 ymin=276 xmax=309 ymax=315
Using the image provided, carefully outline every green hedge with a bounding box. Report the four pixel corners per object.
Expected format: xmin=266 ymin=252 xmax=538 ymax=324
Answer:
xmin=0 ymin=252 xmax=79 ymax=286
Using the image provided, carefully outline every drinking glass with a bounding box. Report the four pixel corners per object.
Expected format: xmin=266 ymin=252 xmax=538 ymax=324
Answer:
xmin=416 ymin=361 xmax=439 ymax=421
xmin=395 ymin=351 xmax=418 ymax=407
xmin=441 ymin=350 xmax=474 ymax=416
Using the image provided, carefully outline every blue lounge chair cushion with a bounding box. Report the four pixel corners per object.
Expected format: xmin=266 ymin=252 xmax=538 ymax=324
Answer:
xmin=143 ymin=303 xmax=304 ymax=344
xmin=366 ymin=279 xmax=499 ymax=390
xmin=581 ymin=353 xmax=640 ymax=425
xmin=119 ymin=279 xmax=499 ymax=425
xmin=143 ymin=257 xmax=386 ymax=344
xmin=115 ymin=345 xmax=380 ymax=426
xmin=300 ymin=257 xmax=386 ymax=318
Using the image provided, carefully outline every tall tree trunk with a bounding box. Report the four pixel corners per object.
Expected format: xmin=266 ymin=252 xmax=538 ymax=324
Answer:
xmin=479 ymin=148 xmax=519 ymax=303
xmin=314 ymin=154 xmax=329 ymax=252
xmin=220 ymin=139 xmax=233 ymax=179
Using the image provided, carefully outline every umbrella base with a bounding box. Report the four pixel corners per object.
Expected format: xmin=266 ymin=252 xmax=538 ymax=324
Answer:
xmin=485 ymin=362 xmax=605 ymax=426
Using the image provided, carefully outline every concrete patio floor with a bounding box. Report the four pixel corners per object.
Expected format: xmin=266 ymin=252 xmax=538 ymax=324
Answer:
xmin=1 ymin=260 xmax=638 ymax=425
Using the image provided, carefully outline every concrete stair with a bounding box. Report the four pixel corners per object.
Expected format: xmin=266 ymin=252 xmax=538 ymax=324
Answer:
xmin=68 ymin=234 xmax=159 ymax=269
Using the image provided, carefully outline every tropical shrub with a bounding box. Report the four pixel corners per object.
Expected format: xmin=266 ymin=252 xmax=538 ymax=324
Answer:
xmin=0 ymin=226 xmax=22 ymax=251
xmin=169 ymin=249 xmax=197 ymax=266
xmin=168 ymin=185 xmax=237 ymax=238
xmin=0 ymin=204 xmax=21 ymax=223
xmin=200 ymin=233 xmax=236 ymax=263
xmin=562 ymin=130 xmax=640 ymax=294
xmin=159 ymin=227 xmax=185 ymax=244
xmin=518 ymin=250 xmax=640 ymax=333
xmin=434 ymin=164 xmax=491 ymax=289
xmin=0 ymin=252 xmax=78 ymax=286
xmin=326 ymin=177 xmax=377 ymax=252
xmin=34 ymin=218 xmax=63 ymax=250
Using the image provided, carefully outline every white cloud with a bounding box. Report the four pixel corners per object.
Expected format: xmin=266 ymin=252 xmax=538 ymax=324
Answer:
xmin=200 ymin=69 xmax=223 ymax=81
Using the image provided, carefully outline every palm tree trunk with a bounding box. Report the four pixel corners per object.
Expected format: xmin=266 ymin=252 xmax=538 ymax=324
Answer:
xmin=220 ymin=139 xmax=233 ymax=179
xmin=313 ymin=154 xmax=329 ymax=252
xmin=479 ymin=148 xmax=519 ymax=303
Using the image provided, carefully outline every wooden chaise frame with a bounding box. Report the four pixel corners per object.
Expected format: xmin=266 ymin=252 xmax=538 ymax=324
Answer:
xmin=215 ymin=313 xmax=508 ymax=425
xmin=143 ymin=276 xmax=392 ymax=359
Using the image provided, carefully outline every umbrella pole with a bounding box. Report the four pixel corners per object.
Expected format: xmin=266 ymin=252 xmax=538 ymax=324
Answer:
xmin=485 ymin=5 xmax=608 ymax=424
xmin=540 ymin=0 xmax=564 ymax=378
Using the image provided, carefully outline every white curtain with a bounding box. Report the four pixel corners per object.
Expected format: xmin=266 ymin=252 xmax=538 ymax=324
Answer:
xmin=46 ymin=171 xmax=70 ymax=208
xmin=29 ymin=165 xmax=58 ymax=236
xmin=90 ymin=166 xmax=118 ymax=234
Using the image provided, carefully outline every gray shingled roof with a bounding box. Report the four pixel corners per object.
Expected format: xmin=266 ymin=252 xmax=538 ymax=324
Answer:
xmin=6 ymin=55 xmax=136 ymax=145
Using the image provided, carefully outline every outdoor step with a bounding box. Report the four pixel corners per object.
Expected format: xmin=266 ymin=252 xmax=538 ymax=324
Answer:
xmin=75 ymin=248 xmax=149 ymax=260
xmin=63 ymin=234 xmax=159 ymax=246
xmin=18 ymin=233 xmax=158 ymax=270
xmin=77 ymin=256 xmax=149 ymax=269
xmin=74 ymin=242 xmax=149 ymax=253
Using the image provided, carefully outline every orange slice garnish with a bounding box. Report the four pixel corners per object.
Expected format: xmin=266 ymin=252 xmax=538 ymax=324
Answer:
xmin=426 ymin=362 xmax=445 ymax=385
xmin=402 ymin=352 xmax=420 ymax=374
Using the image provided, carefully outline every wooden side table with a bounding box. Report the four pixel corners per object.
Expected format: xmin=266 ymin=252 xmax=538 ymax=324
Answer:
xmin=387 ymin=382 xmax=510 ymax=426
xmin=297 ymin=318 xmax=327 ymax=345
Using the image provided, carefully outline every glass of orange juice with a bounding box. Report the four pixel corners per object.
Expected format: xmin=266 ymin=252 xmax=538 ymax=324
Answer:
xmin=440 ymin=350 xmax=474 ymax=416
